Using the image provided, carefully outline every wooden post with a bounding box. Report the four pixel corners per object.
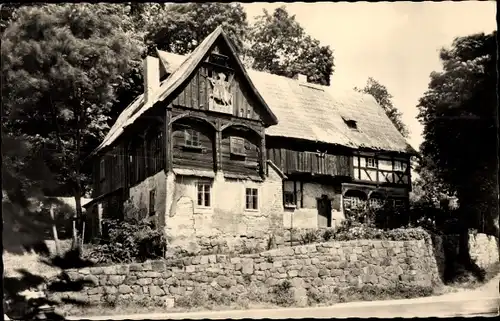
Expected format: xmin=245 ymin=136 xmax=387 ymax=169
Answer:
xmin=49 ymin=205 xmax=61 ymax=256
xmin=165 ymin=108 xmax=172 ymax=172
xmin=215 ymin=119 xmax=222 ymax=171
xmin=260 ymin=127 xmax=266 ymax=177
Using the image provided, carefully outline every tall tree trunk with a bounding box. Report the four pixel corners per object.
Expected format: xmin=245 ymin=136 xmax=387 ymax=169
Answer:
xmin=49 ymin=204 xmax=61 ymax=256
xmin=72 ymin=105 xmax=84 ymax=250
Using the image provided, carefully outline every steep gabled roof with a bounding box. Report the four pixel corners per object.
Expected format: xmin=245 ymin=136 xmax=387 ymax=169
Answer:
xmin=92 ymin=26 xmax=278 ymax=156
xmin=154 ymin=52 xmax=416 ymax=155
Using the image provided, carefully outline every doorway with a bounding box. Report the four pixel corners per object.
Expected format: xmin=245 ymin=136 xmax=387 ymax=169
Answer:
xmin=317 ymin=195 xmax=332 ymax=228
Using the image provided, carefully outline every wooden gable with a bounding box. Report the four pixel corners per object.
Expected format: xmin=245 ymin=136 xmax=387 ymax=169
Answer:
xmin=169 ymin=37 xmax=274 ymax=125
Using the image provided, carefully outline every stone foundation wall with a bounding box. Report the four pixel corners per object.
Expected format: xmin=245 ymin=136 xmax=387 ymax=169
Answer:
xmin=48 ymin=238 xmax=440 ymax=311
xmin=468 ymin=233 xmax=499 ymax=269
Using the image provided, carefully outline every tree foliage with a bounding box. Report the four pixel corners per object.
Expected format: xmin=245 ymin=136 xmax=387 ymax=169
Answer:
xmin=248 ymin=6 xmax=335 ymax=86
xmin=355 ymin=77 xmax=409 ymax=138
xmin=2 ymin=4 xmax=144 ymax=246
xmin=417 ymin=31 xmax=497 ymax=235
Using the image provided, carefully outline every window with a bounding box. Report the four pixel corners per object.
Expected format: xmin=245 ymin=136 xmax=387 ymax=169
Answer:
xmin=284 ymin=191 xmax=296 ymax=207
xmin=245 ymin=188 xmax=258 ymax=210
xmin=99 ymin=159 xmax=105 ymax=181
xmin=149 ymin=190 xmax=156 ymax=216
xmin=283 ymin=181 xmax=297 ymax=208
xmin=197 ymin=181 xmax=212 ymax=207
xmin=239 ymin=108 xmax=244 ymax=117
xmin=393 ymin=160 xmax=403 ymax=171
xmin=366 ymin=157 xmax=377 ymax=168
xmin=230 ymin=137 xmax=245 ymax=156
xmin=184 ymin=129 xmax=201 ymax=147
xmin=369 ymin=198 xmax=383 ymax=209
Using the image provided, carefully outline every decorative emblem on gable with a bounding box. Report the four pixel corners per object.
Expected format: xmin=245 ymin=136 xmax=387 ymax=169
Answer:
xmin=208 ymin=72 xmax=234 ymax=114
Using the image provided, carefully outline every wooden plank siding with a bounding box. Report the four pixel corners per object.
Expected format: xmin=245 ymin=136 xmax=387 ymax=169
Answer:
xmin=171 ymin=120 xmax=216 ymax=171
xmin=267 ymin=147 xmax=351 ymax=177
xmin=221 ymin=128 xmax=261 ymax=176
xmin=171 ymin=65 xmax=262 ymax=122
xmin=94 ymin=122 xmax=165 ymax=197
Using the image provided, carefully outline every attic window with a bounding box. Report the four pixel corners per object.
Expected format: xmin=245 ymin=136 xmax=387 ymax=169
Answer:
xmin=209 ymin=52 xmax=229 ymax=68
xmin=343 ymin=117 xmax=358 ymax=130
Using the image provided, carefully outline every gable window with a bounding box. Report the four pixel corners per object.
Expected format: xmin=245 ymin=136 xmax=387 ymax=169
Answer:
xmin=245 ymin=188 xmax=258 ymax=210
xmin=230 ymin=137 xmax=246 ymax=156
xmin=149 ymin=190 xmax=156 ymax=216
xmin=184 ymin=129 xmax=201 ymax=148
xmin=99 ymin=159 xmax=105 ymax=182
xmin=197 ymin=181 xmax=212 ymax=207
xmin=239 ymin=108 xmax=244 ymax=118
xmin=366 ymin=157 xmax=377 ymax=169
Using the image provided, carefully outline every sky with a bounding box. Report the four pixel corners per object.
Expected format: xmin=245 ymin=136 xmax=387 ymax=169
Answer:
xmin=242 ymin=1 xmax=497 ymax=151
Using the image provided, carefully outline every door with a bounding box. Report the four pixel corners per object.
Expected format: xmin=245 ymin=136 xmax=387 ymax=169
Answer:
xmin=317 ymin=195 xmax=332 ymax=228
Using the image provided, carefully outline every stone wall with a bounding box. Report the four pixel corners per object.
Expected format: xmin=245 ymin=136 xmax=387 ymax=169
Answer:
xmin=48 ymin=238 xmax=440 ymax=311
xmin=469 ymin=233 xmax=499 ymax=269
xmin=164 ymin=163 xmax=284 ymax=253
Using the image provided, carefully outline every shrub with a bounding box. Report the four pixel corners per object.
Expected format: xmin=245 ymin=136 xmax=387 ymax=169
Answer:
xmin=301 ymin=230 xmax=319 ymax=244
xmin=322 ymin=229 xmax=335 ymax=242
xmin=83 ymin=218 xmax=167 ymax=264
xmin=271 ymin=280 xmax=294 ymax=307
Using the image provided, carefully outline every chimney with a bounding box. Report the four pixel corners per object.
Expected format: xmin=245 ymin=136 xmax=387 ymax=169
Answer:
xmin=294 ymin=73 xmax=308 ymax=83
xmin=143 ymin=56 xmax=160 ymax=104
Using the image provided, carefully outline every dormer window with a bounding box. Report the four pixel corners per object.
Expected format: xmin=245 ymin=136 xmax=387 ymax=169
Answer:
xmin=343 ymin=117 xmax=358 ymax=130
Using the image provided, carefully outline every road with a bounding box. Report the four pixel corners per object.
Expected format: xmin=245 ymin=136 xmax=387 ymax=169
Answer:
xmin=66 ymin=295 xmax=499 ymax=320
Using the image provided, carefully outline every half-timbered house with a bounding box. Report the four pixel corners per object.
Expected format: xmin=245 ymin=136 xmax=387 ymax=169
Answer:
xmin=85 ymin=26 xmax=416 ymax=246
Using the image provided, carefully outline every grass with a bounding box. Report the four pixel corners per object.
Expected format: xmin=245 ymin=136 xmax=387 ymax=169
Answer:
xmin=433 ymin=261 xmax=500 ymax=296
xmin=3 ymin=239 xmax=73 ymax=278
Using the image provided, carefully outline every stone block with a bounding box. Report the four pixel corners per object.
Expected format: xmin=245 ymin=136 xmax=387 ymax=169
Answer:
xmin=104 ymin=286 xmax=117 ymax=294
xmin=118 ymin=284 xmax=133 ymax=294
xmin=89 ymin=267 xmax=104 ymax=275
xmin=116 ymin=265 xmax=130 ymax=275
xmin=124 ymin=276 xmax=137 ymax=285
xmin=149 ymin=285 xmax=165 ymax=296
xmin=185 ymin=265 xmax=195 ymax=273
xmin=137 ymin=278 xmax=152 ymax=286
xmin=102 ymin=266 xmax=117 ymax=275
xmin=152 ymin=261 xmax=166 ymax=271
xmin=83 ymin=274 xmax=99 ymax=286
xmin=129 ymin=263 xmax=142 ymax=271
xmin=108 ymin=275 xmax=125 ymax=286
xmin=87 ymin=287 xmax=103 ymax=295
xmin=241 ymin=259 xmax=254 ymax=275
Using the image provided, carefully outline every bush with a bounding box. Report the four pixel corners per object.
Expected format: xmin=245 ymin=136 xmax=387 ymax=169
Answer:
xmin=83 ymin=218 xmax=167 ymax=264
xmin=271 ymin=280 xmax=294 ymax=307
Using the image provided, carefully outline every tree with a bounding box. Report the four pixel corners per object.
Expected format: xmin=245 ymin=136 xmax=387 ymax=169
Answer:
xmin=417 ymin=31 xmax=497 ymax=237
xmin=146 ymin=2 xmax=248 ymax=54
xmin=1 ymin=4 xmax=144 ymax=248
xmin=355 ymin=77 xmax=409 ymax=138
xmin=247 ymin=6 xmax=335 ymax=86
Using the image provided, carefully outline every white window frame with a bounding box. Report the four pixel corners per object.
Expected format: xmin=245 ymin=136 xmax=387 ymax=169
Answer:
xmin=184 ymin=129 xmax=201 ymax=148
xmin=245 ymin=187 xmax=259 ymax=211
xmin=196 ymin=180 xmax=212 ymax=208
xmin=366 ymin=157 xmax=377 ymax=169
